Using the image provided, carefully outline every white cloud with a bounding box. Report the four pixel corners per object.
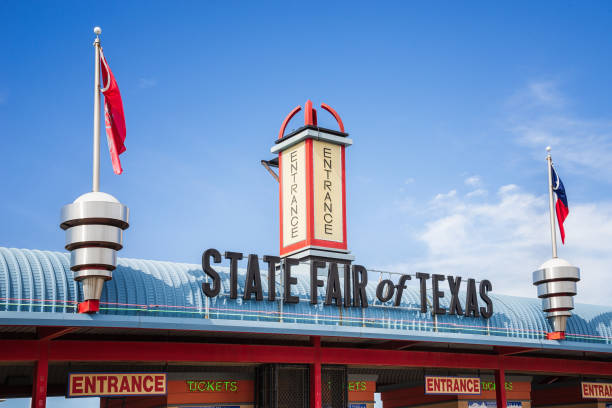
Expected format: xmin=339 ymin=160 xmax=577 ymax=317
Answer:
xmin=392 ymin=184 xmax=612 ymax=305
xmin=528 ymin=80 xmax=566 ymax=108
xmin=507 ymin=81 xmax=612 ymax=181
xmin=464 ymin=175 xmax=481 ymax=187
xmin=433 ymin=189 xmax=457 ymax=203
xmin=466 ymin=188 xmax=487 ymax=198
xmin=138 ymin=78 xmax=158 ymax=89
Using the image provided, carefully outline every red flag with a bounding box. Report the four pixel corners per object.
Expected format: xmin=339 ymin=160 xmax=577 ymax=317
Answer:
xmin=100 ymin=49 xmax=126 ymax=175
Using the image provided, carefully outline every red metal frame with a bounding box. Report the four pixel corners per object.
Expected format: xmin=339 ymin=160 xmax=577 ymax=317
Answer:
xmin=31 ymin=341 xmax=48 ymax=408
xmin=278 ymin=105 xmax=302 ymax=139
xmin=304 ymin=100 xmax=317 ymax=127
xmin=278 ymin=148 xmax=285 ymax=254
xmin=5 ymin=338 xmax=611 ymax=376
xmin=320 ymin=103 xmax=344 ymax=133
xmin=494 ymin=346 xmax=539 ymax=356
xmin=9 ymin=330 xmax=612 ymax=408
xmin=278 ymin=101 xmax=345 ymax=139
xmin=36 ymin=327 xmax=75 ymax=341
xmin=310 ymin=336 xmax=322 ymax=408
xmin=495 ymin=367 xmax=507 ymax=408
xmin=305 ymin=139 xmax=314 ymax=249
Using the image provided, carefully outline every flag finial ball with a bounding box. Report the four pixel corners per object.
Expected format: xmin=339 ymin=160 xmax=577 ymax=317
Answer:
xmin=546 ymin=146 xmax=551 ymax=153
xmin=93 ymin=27 xmax=102 ymax=35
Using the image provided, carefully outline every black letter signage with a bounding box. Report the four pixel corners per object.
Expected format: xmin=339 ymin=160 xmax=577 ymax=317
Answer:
xmin=202 ymin=248 xmax=221 ymax=297
xmin=198 ymin=249 xmax=494 ymax=319
xmin=283 ymin=258 xmax=299 ymax=304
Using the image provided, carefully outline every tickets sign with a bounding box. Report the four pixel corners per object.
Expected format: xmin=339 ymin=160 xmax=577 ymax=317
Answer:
xmin=582 ymin=381 xmax=612 ymax=400
xmin=425 ymin=376 xmax=481 ymax=395
xmin=186 ymin=380 xmax=239 ymax=392
xmin=68 ymin=373 xmax=167 ymax=397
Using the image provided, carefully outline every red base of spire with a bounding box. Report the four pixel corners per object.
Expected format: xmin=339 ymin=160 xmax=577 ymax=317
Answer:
xmin=78 ymin=300 xmax=100 ymax=314
xmin=546 ymin=331 xmax=565 ymax=340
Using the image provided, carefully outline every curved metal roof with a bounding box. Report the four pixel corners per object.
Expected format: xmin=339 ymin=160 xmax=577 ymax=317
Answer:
xmin=0 ymin=247 xmax=611 ymax=351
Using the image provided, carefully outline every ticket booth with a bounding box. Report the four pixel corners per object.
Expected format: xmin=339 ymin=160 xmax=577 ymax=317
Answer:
xmin=532 ymin=380 xmax=612 ymax=408
xmin=98 ymin=371 xmax=254 ymax=408
xmin=380 ymin=375 xmax=532 ymax=408
xmin=96 ymin=366 xmax=378 ymax=407
xmin=347 ymin=374 xmax=377 ymax=408
xmin=166 ymin=373 xmax=255 ymax=408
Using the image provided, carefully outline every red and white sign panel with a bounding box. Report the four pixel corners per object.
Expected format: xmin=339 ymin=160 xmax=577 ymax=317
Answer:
xmin=68 ymin=373 xmax=167 ymax=397
xmin=582 ymin=381 xmax=612 ymax=399
xmin=425 ymin=376 xmax=481 ymax=395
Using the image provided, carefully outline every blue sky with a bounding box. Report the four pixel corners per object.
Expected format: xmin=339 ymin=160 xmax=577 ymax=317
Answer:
xmin=2 ymin=1 xmax=612 ymax=300
xmin=1 ymin=1 xmax=612 ymax=406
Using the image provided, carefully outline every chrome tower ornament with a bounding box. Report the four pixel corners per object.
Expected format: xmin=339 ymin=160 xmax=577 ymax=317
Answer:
xmin=60 ymin=192 xmax=129 ymax=313
xmin=532 ymin=258 xmax=580 ymax=339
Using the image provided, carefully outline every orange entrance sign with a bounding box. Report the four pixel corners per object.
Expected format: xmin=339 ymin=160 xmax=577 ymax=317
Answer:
xmin=68 ymin=373 xmax=167 ymax=397
xmin=425 ymin=376 xmax=481 ymax=395
xmin=581 ymin=381 xmax=612 ymax=399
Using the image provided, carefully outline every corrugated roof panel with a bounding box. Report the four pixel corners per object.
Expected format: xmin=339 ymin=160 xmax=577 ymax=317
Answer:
xmin=0 ymin=247 xmax=610 ymax=348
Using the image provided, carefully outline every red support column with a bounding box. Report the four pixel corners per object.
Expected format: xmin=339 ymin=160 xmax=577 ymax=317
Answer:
xmin=31 ymin=341 xmax=48 ymax=408
xmin=310 ymin=336 xmax=322 ymax=408
xmin=494 ymin=364 xmax=507 ymax=408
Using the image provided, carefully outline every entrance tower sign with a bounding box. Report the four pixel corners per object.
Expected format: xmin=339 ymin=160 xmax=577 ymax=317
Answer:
xmin=272 ymin=100 xmax=353 ymax=262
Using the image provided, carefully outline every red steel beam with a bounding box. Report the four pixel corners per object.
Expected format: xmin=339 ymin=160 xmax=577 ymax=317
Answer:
xmin=494 ymin=346 xmax=539 ymax=356
xmin=322 ymin=347 xmax=612 ymax=376
xmin=321 ymin=347 xmax=500 ymax=370
xmin=365 ymin=340 xmax=420 ymax=350
xmin=310 ymin=337 xmax=322 ymax=408
xmin=30 ymin=341 xmax=48 ymax=408
xmin=48 ymin=340 xmax=316 ymax=364
xmin=502 ymin=354 xmax=612 ymax=376
xmin=37 ymin=327 xmax=75 ymax=341
xmin=0 ymin=340 xmax=38 ymax=361
xmin=495 ymin=367 xmax=507 ymax=408
xmin=1 ymin=340 xmax=611 ymax=377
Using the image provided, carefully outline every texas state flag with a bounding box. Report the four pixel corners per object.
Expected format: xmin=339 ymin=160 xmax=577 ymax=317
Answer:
xmin=551 ymin=166 xmax=569 ymax=244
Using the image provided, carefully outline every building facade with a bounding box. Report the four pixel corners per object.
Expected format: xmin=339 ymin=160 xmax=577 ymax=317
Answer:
xmin=0 ymin=247 xmax=611 ymax=407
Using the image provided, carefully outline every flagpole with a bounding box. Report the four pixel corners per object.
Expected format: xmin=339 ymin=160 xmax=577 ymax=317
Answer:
xmin=546 ymin=146 xmax=558 ymax=258
xmin=92 ymin=27 xmax=102 ymax=192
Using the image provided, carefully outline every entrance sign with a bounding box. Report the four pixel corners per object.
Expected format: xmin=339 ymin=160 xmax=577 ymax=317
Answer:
xmin=425 ymin=376 xmax=481 ymax=395
xmin=582 ymin=381 xmax=612 ymax=399
xmin=281 ymin=141 xmax=307 ymax=247
xmin=274 ymin=100 xmax=350 ymax=259
xmin=313 ymin=140 xmax=344 ymax=243
xmin=68 ymin=373 xmax=166 ymax=397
